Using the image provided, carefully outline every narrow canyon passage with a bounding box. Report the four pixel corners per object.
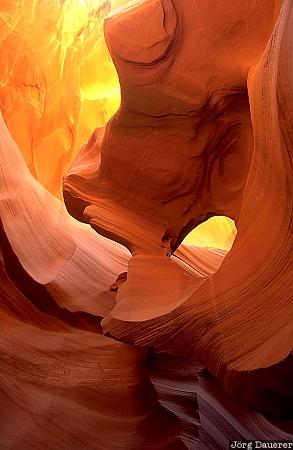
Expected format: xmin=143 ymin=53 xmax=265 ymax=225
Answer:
xmin=0 ymin=0 xmax=292 ymax=449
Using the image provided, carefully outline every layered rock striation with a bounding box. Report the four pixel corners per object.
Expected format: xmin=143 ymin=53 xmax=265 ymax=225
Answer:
xmin=0 ymin=0 xmax=292 ymax=448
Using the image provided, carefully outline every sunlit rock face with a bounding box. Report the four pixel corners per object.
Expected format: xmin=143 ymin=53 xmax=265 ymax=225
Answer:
xmin=0 ymin=0 xmax=120 ymax=197
xmin=0 ymin=0 xmax=293 ymax=448
xmin=64 ymin=0 xmax=256 ymax=254
xmin=65 ymin=0 xmax=293 ymax=416
xmin=0 ymin=0 xmax=235 ymax=249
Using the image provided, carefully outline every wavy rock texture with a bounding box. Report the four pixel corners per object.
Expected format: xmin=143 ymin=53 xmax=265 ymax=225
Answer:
xmin=64 ymin=0 xmax=293 ymax=418
xmin=0 ymin=0 xmax=235 ymax=248
xmin=196 ymin=372 xmax=293 ymax=449
xmin=0 ymin=0 xmax=293 ymax=448
xmin=0 ymin=255 xmax=187 ymax=449
xmin=0 ymin=107 xmax=228 ymax=448
xmin=64 ymin=0 xmax=258 ymax=254
xmin=0 ymin=109 xmax=131 ymax=318
xmin=0 ymin=113 xmax=188 ymax=448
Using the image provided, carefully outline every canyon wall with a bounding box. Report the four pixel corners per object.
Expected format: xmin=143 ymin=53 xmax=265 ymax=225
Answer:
xmin=0 ymin=0 xmax=292 ymax=448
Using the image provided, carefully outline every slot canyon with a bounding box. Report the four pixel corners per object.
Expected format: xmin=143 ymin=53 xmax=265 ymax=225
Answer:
xmin=0 ymin=0 xmax=292 ymax=448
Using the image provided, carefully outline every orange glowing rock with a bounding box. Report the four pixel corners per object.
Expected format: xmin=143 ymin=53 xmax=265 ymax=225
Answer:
xmin=0 ymin=0 xmax=121 ymax=197
xmin=0 ymin=0 xmax=293 ymax=448
xmin=64 ymin=0 xmax=293 ymax=418
xmin=0 ymin=0 xmax=235 ymax=249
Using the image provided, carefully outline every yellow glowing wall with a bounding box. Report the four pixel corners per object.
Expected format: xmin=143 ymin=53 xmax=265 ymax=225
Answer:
xmin=0 ymin=0 xmax=120 ymax=196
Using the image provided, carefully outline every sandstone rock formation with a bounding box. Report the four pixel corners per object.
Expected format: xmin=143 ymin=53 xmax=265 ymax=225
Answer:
xmin=0 ymin=0 xmax=292 ymax=448
xmin=64 ymin=0 xmax=293 ymax=417
xmin=0 ymin=0 xmax=235 ymax=247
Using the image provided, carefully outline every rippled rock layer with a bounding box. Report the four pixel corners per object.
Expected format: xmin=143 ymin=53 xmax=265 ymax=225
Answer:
xmin=0 ymin=0 xmax=293 ymax=448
